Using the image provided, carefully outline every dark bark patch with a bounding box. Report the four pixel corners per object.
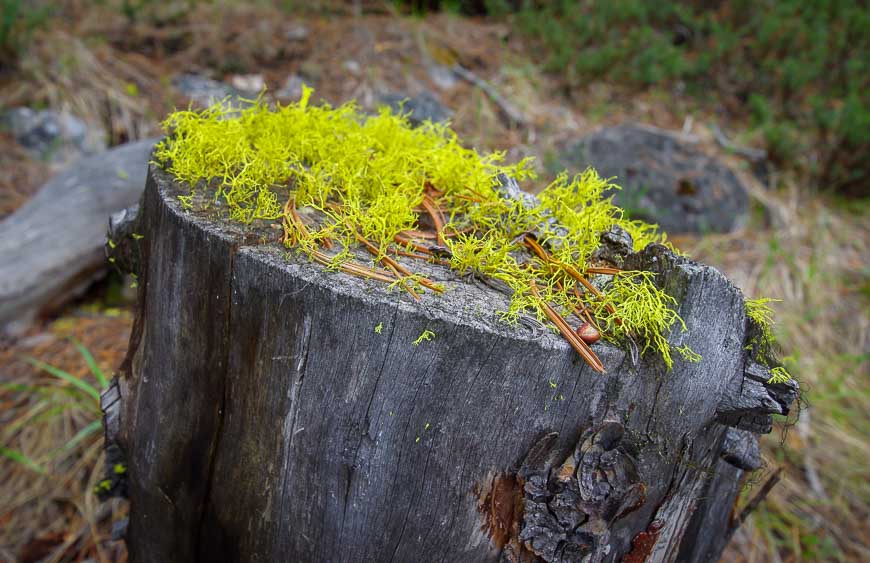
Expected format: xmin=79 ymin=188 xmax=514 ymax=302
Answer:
xmin=477 ymin=472 xmax=524 ymax=550
xmin=623 ymin=519 xmax=664 ymax=563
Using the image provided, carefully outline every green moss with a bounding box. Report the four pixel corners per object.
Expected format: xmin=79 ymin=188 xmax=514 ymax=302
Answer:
xmin=155 ymin=88 xmax=694 ymax=372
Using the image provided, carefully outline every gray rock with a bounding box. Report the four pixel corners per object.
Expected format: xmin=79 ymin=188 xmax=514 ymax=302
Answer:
xmin=560 ymin=123 xmax=749 ymax=233
xmin=0 ymin=137 xmax=159 ymax=332
xmin=380 ymin=92 xmax=452 ymax=126
xmin=285 ymin=23 xmax=309 ymax=41
xmin=1 ymin=107 xmax=105 ymax=164
xmin=229 ymin=74 xmax=265 ymax=96
xmin=428 ymin=64 xmax=458 ymax=90
xmin=343 ymin=59 xmax=361 ymax=75
xmin=172 ymin=74 xmax=242 ymax=108
xmin=276 ymin=74 xmax=306 ymax=101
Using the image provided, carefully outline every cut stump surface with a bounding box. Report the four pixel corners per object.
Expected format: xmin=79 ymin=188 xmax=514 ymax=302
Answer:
xmin=112 ymin=163 xmax=797 ymax=562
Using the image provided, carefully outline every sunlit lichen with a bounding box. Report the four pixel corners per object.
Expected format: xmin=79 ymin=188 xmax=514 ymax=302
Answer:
xmin=745 ymin=297 xmax=793 ymax=383
xmin=745 ymin=297 xmax=779 ymax=352
xmin=413 ymin=329 xmax=436 ymax=346
xmin=155 ymin=87 xmax=694 ymax=372
xmin=767 ymin=366 xmax=792 ymax=385
xmin=593 ymin=271 xmax=687 ymax=369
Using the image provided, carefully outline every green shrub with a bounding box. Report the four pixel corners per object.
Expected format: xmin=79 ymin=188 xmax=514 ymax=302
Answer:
xmin=398 ymin=0 xmax=868 ymax=195
xmin=0 ymin=0 xmax=53 ymax=69
xmin=512 ymin=0 xmax=868 ymax=195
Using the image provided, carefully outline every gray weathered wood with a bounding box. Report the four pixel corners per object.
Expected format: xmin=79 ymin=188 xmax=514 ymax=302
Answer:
xmin=115 ymin=163 xmax=796 ymax=562
xmin=0 ymin=138 xmax=158 ymax=333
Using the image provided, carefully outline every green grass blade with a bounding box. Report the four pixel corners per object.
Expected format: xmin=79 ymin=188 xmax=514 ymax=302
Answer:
xmin=53 ymin=420 xmax=103 ymax=457
xmin=1 ymin=399 xmax=51 ymax=440
xmin=1 ymin=381 xmax=84 ymax=401
xmin=23 ymin=357 xmax=100 ymax=402
xmin=71 ymin=338 xmax=108 ymax=389
xmin=0 ymin=447 xmax=46 ymax=474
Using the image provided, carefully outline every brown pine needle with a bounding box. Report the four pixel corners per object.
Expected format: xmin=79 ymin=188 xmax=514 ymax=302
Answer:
xmin=394 ymin=233 xmax=434 ymax=254
xmin=399 ymin=229 xmax=439 ymax=240
xmin=525 ymin=235 xmax=618 ymax=317
xmin=354 ymin=232 xmax=443 ymax=294
xmin=351 ymin=234 xmax=418 ymax=299
xmin=283 ymin=197 xmax=333 ymax=248
xmin=572 ymin=287 xmax=599 ymax=328
xmin=384 ymin=262 xmax=421 ymax=300
xmin=530 ymin=282 xmax=605 ymax=373
xmin=394 ymin=249 xmax=433 ymax=260
xmin=281 ymin=198 xmax=297 ymax=245
xmin=586 ymin=267 xmax=621 ymax=275
xmin=421 ymin=194 xmax=447 ymax=245
xmin=555 ymin=279 xmax=596 ymax=328
xmin=309 ymin=250 xmax=397 ymax=284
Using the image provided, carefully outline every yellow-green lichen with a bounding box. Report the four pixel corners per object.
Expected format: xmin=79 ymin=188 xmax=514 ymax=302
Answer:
xmin=154 ymin=88 xmax=694 ymax=372
xmin=413 ymin=329 xmax=436 ymax=346
xmin=745 ymin=297 xmax=793 ymax=383
xmin=767 ymin=366 xmax=792 ymax=385
xmin=593 ymin=271 xmax=687 ymax=370
xmin=745 ymin=297 xmax=779 ymax=353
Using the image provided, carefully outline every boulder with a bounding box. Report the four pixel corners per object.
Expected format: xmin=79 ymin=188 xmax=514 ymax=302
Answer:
xmin=560 ymin=124 xmax=750 ymax=233
xmin=1 ymin=107 xmax=105 ymax=165
xmin=380 ymin=92 xmax=452 ymax=126
xmin=172 ymin=74 xmax=242 ymax=108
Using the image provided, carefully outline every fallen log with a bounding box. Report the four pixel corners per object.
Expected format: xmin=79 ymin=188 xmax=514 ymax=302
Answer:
xmin=108 ymin=163 xmax=797 ymax=562
xmin=0 ymin=138 xmax=158 ymax=333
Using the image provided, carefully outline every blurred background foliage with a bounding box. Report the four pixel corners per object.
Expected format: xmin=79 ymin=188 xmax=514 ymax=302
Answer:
xmin=2 ymin=0 xmax=865 ymax=193
xmin=0 ymin=1 xmax=867 ymax=562
xmin=397 ymin=0 xmax=869 ymax=195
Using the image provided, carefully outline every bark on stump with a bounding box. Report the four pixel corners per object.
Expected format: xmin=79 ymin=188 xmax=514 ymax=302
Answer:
xmin=108 ymin=164 xmax=797 ymax=562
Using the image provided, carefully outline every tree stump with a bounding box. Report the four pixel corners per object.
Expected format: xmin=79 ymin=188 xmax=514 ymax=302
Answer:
xmin=109 ymin=163 xmax=797 ymax=562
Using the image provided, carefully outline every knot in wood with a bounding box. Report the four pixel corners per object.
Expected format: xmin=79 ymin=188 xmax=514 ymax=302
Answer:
xmin=515 ymin=422 xmax=646 ymax=562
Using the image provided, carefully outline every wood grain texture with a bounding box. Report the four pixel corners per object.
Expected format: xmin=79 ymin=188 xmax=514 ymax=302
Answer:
xmin=0 ymin=138 xmax=159 ymax=332
xmin=119 ymin=163 xmax=796 ymax=562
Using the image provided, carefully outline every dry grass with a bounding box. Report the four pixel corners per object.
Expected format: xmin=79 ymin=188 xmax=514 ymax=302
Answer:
xmin=0 ymin=314 xmax=132 ymax=562
xmin=0 ymin=134 xmax=50 ymax=219
xmin=689 ymin=184 xmax=869 ymax=562
xmin=0 ymin=3 xmax=866 ymax=562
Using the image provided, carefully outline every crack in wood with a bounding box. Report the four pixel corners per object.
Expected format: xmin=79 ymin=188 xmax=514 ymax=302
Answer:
xmin=194 ymin=241 xmax=239 ymax=562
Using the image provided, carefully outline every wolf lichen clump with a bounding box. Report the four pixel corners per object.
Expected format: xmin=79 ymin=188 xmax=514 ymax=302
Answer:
xmin=745 ymin=297 xmax=793 ymax=384
xmin=155 ymin=87 xmax=693 ymax=372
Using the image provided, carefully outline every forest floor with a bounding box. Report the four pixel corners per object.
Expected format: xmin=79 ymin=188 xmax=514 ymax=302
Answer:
xmin=0 ymin=3 xmax=867 ymax=562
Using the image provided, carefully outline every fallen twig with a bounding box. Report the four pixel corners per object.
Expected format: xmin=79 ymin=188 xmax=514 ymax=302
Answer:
xmin=710 ymin=123 xmax=767 ymax=162
xmin=452 ymin=65 xmax=528 ymax=128
xmin=530 ymin=281 xmax=604 ymax=373
xmin=729 ymin=466 xmax=783 ymax=540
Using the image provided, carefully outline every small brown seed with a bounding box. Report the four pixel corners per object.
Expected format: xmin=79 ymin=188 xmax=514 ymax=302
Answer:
xmin=576 ymin=322 xmax=600 ymax=344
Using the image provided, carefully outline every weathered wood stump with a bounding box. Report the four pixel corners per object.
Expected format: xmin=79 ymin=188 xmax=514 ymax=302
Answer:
xmin=108 ymin=163 xmax=797 ymax=562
